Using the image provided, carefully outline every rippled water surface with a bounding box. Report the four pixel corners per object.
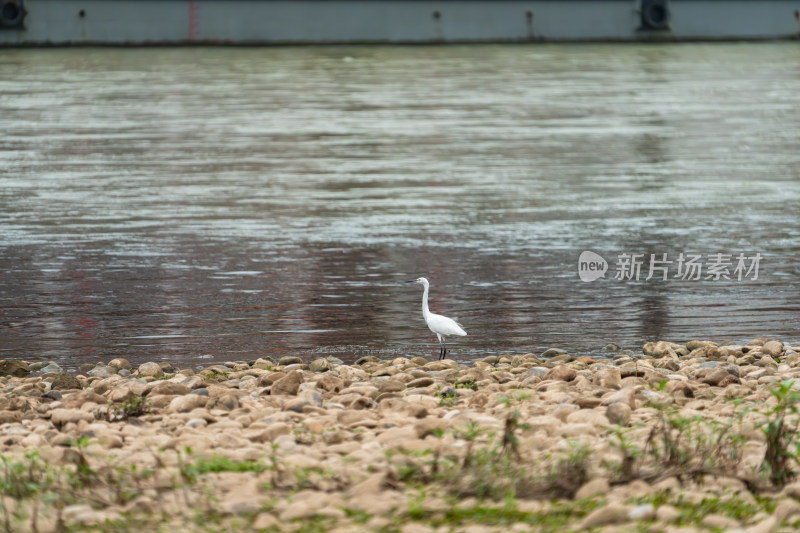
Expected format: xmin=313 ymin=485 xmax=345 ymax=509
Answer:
xmin=1 ymin=44 xmax=799 ymax=370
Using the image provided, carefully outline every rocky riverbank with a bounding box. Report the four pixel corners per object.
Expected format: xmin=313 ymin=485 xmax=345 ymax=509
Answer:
xmin=2 ymin=337 xmax=800 ymax=532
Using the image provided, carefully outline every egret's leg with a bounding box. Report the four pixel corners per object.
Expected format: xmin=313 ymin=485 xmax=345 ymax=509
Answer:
xmin=436 ymin=334 xmax=443 ymax=359
xmin=441 ymin=338 xmax=447 ymax=360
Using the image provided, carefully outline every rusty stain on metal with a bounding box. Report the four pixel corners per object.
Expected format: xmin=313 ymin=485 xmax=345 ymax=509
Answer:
xmin=526 ymin=11 xmax=533 ymax=40
xmin=188 ymin=0 xmax=199 ymax=41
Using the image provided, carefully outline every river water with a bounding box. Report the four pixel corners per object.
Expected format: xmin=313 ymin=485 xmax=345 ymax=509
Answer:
xmin=1 ymin=44 xmax=799 ymax=371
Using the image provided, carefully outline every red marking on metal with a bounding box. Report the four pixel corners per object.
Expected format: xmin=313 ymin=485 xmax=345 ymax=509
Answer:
xmin=188 ymin=0 xmax=199 ymax=41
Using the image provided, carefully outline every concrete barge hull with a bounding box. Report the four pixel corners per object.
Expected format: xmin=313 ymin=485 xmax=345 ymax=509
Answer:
xmin=1 ymin=0 xmax=799 ymax=45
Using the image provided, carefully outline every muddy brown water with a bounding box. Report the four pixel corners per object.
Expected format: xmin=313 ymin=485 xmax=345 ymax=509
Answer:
xmin=1 ymin=44 xmax=799 ymax=371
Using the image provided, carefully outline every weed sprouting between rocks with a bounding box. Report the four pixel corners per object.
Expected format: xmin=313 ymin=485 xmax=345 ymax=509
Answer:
xmin=106 ymin=396 xmax=148 ymax=422
xmin=761 ymin=379 xmax=800 ymax=486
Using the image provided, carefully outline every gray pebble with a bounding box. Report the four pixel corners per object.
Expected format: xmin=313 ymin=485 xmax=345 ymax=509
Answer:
xmin=42 ymin=390 xmax=63 ymax=400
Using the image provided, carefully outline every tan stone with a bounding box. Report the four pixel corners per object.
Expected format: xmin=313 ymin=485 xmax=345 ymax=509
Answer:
xmin=150 ymin=382 xmax=191 ymax=396
xmin=761 ymin=340 xmax=784 ymax=357
xmin=348 ymin=489 xmax=405 ymax=515
xmin=656 ymin=505 xmax=680 ymax=523
xmin=271 ymin=370 xmax=303 ymax=395
xmin=138 ymin=362 xmax=163 ymax=378
xmin=108 ymin=386 xmax=138 ymax=403
xmin=258 ymin=372 xmax=285 ymax=387
xmin=746 ymin=515 xmax=777 ymax=533
xmin=606 ymin=402 xmax=632 ymax=425
xmin=316 ymin=374 xmax=345 ymax=393
xmin=376 ymin=426 xmax=418 ymax=446
xmin=50 ymin=408 xmax=94 ymax=426
xmin=404 ymin=394 xmax=439 ymax=410
xmin=574 ymin=395 xmax=602 ymax=408
xmin=686 ymin=340 xmax=718 ymax=351
xmin=380 ymin=397 xmax=430 ymax=418
xmin=702 ymin=368 xmax=740 ymax=387
xmin=208 ymin=394 xmax=239 ymax=411
xmin=338 ymin=385 xmax=378 ymax=399
xmin=168 ymin=394 xmax=207 ymax=413
xmin=598 ymin=368 xmax=622 ymax=389
xmin=601 ymin=386 xmax=636 ymax=409
xmin=62 ymin=390 xmax=107 ymax=408
xmin=561 ymin=423 xmax=599 ymax=437
xmin=283 ymin=454 xmax=322 ymax=471
xmin=20 ymin=433 xmax=46 ymax=447
xmin=566 ymin=409 xmax=610 ymax=427
xmin=785 ymin=481 xmax=800 ymax=501
xmin=459 ymin=526 xmax=495 ymax=533
xmin=279 ymin=499 xmax=322 ymax=521
xmin=579 ymin=503 xmax=632 ymax=529
xmin=379 ymin=380 xmax=405 ymax=393
xmin=543 ymin=366 xmax=577 ymax=382
xmin=414 ymin=416 xmax=447 ymax=438
xmin=702 ymin=514 xmax=740 ymax=529
xmin=108 ymin=358 xmax=131 ymax=370
xmin=145 ymin=394 xmax=176 ymax=409
xmin=214 ymin=432 xmax=250 ymax=449
xmin=400 ymin=523 xmax=435 ymax=533
xmin=337 ymin=409 xmax=378 ymax=428
xmin=327 ymin=441 xmax=361 ymax=454
xmin=245 ymin=422 xmax=291 ymax=443
xmin=525 ymin=415 xmax=560 ymax=433
xmin=348 ymin=472 xmax=385 ymax=499
xmin=575 ymin=478 xmax=610 ymax=500
xmin=0 ymin=410 xmax=22 ymax=424
xmin=332 ymin=393 xmax=372 ymax=409
xmin=0 ymin=359 xmax=29 ymax=377
xmin=644 ymin=341 xmax=687 ymax=358
xmin=550 ymin=403 xmax=579 ymax=422
xmin=774 ymin=499 xmax=800 ymax=522
xmin=666 ymin=380 xmax=695 ymax=398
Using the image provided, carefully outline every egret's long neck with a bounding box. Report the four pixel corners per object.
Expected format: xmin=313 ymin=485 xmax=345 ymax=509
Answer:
xmin=421 ymin=283 xmax=431 ymax=319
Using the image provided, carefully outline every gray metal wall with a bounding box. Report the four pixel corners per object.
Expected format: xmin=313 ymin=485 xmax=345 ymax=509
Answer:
xmin=1 ymin=0 xmax=799 ymax=45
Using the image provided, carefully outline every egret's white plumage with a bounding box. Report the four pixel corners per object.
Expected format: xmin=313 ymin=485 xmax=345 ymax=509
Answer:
xmin=407 ymin=277 xmax=467 ymax=360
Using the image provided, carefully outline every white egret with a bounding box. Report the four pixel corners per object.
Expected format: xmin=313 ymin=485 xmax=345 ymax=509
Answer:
xmin=406 ymin=277 xmax=467 ymax=360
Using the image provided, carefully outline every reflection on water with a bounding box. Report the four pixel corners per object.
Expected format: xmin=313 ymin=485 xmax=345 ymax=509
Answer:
xmin=1 ymin=44 xmax=799 ymax=370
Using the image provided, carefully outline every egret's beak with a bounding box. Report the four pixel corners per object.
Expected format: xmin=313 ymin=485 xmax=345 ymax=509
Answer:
xmin=405 ymin=279 xmax=417 ymax=283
